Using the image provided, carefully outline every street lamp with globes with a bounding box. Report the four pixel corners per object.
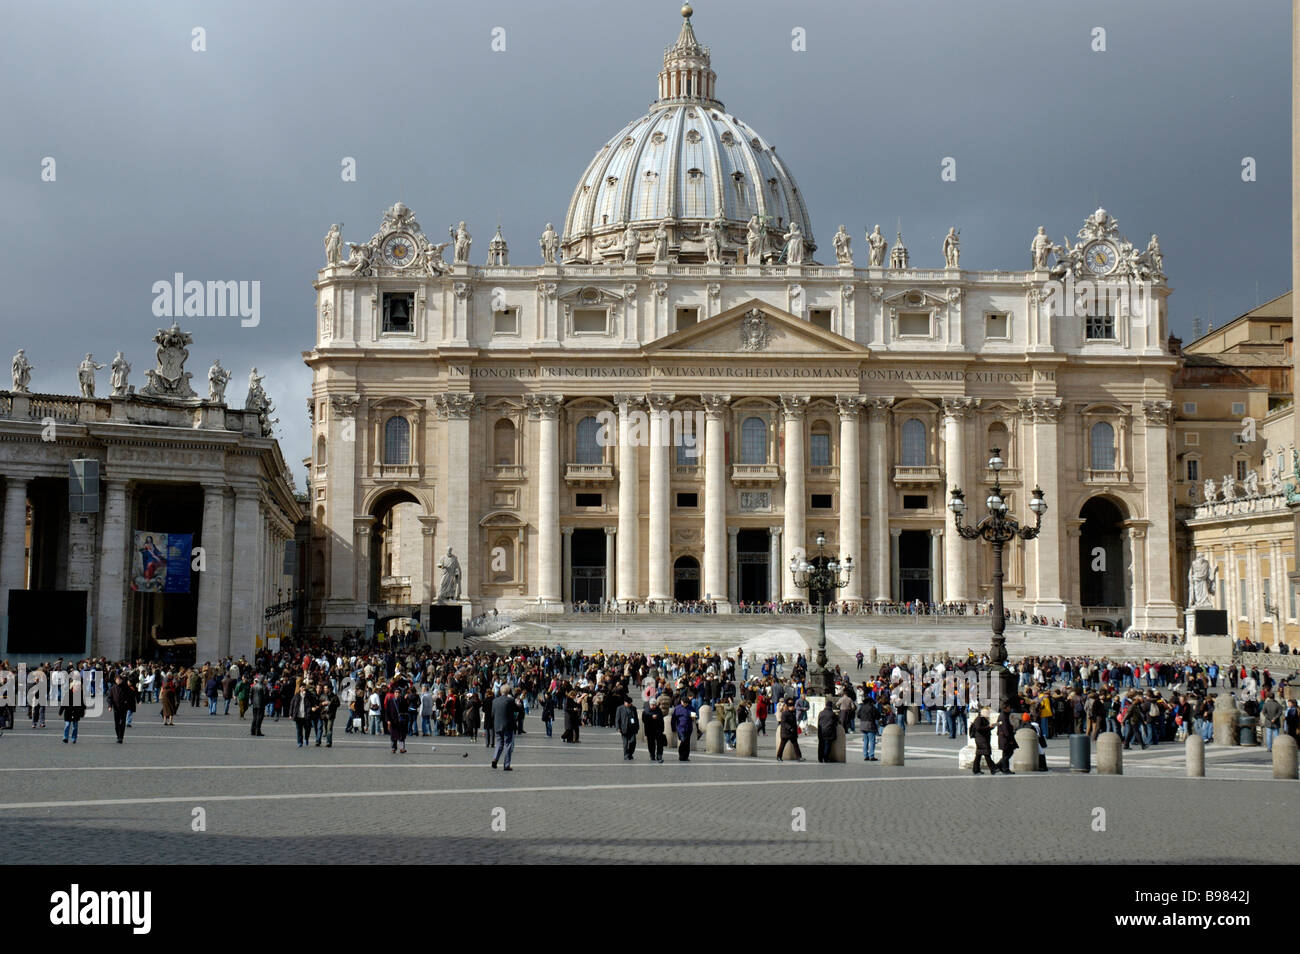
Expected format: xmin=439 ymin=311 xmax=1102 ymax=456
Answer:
xmin=788 ymin=530 xmax=853 ymax=697
xmin=948 ymin=447 xmax=1047 ymax=705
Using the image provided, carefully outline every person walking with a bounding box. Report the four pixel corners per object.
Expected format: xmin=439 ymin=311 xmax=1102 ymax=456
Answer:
xmin=540 ymin=691 xmax=556 ymax=738
xmin=672 ymin=694 xmax=695 ymax=761
xmin=59 ymin=680 xmax=85 ymax=744
xmin=971 ymin=706 xmax=997 ymax=775
xmin=249 ymin=677 xmax=267 ymax=736
xmin=160 ymin=677 xmax=178 ymax=726
xmin=776 ymin=699 xmax=805 ymax=762
xmin=816 ymin=696 xmax=839 ymax=762
xmin=290 ymin=683 xmax=315 ymax=749
xmin=858 ymin=694 xmax=879 ymax=761
xmin=643 ymin=697 xmax=666 ymax=763
xmin=1260 ymin=689 xmax=1285 ymax=751
xmin=995 ymin=704 xmax=1017 ymax=774
xmin=385 ymin=683 xmax=408 ymax=754
xmin=491 ymin=689 xmax=516 ymax=770
xmin=107 ymin=673 xmax=132 ymax=744
xmin=615 ymin=696 xmax=639 ymax=761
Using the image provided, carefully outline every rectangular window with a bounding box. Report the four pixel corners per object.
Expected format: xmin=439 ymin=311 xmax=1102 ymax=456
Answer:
xmin=493 ymin=308 xmax=518 ymax=335
xmin=898 ymin=312 xmax=929 ymax=336
xmin=1182 ymin=402 xmax=1197 ymax=415
xmin=575 ymin=493 xmax=602 ymax=507
xmin=1263 ymin=577 xmax=1272 ymax=609
xmin=1231 ymin=402 xmax=1246 ymax=416
xmin=902 ymin=494 xmax=928 ymax=509
xmin=573 ymin=309 xmax=607 ymax=334
xmin=675 ymin=492 xmax=698 ymax=509
xmin=1236 ymin=459 xmax=1248 ymax=481
xmin=808 ymin=309 xmax=833 ymax=332
xmin=985 ymin=313 xmax=1009 ymax=339
xmin=810 ymin=493 xmax=833 ymax=509
xmin=1185 ymin=433 xmax=1199 ymax=446
xmin=1239 ymin=574 xmax=1249 ymax=616
xmin=675 ymin=307 xmax=698 ymax=330
xmin=1186 ymin=459 xmax=1199 ymax=482
xmin=382 ymin=292 xmax=414 ymax=333
xmin=809 ymin=431 xmax=831 ymax=467
xmin=1084 ymin=313 xmax=1115 ymax=340
xmin=1290 ymin=581 xmax=1296 ymax=620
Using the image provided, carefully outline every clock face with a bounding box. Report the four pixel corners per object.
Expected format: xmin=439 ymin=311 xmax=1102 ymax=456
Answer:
xmin=383 ymin=234 xmax=417 ymax=267
xmin=1084 ymin=241 xmax=1118 ymax=275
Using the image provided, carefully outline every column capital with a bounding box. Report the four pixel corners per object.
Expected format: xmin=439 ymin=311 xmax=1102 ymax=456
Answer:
xmin=1141 ymin=399 xmax=1174 ymax=427
xmin=700 ymin=393 xmax=731 ymax=417
xmin=865 ymin=396 xmax=895 ymax=421
xmin=613 ymin=392 xmax=647 ymax=410
xmin=889 ymin=527 xmax=903 ymax=538
xmin=727 ymin=526 xmax=740 ymax=537
xmin=433 ymin=392 xmax=485 ymax=420
xmin=929 ymin=527 xmax=944 ymax=537
xmin=202 ymin=483 xmax=228 ymax=500
xmin=603 ymin=526 xmax=616 ymax=537
xmin=768 ymin=526 xmax=783 ymax=537
xmin=1018 ymin=396 xmax=1063 ymax=424
xmin=329 ymin=394 xmax=361 ymax=419
xmin=645 ymin=392 xmax=676 ymax=411
xmin=835 ymin=394 xmax=867 ymax=418
xmin=941 ymin=396 xmax=981 ymax=420
xmin=525 ymin=393 xmax=564 ymax=420
xmin=778 ymin=394 xmax=810 ymax=419
xmin=562 ymin=526 xmax=576 ymax=537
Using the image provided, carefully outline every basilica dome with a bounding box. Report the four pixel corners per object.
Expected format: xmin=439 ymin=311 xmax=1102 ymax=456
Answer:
xmin=561 ymin=7 xmax=815 ymax=265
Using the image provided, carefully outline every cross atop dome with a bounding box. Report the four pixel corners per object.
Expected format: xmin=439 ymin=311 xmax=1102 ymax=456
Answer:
xmin=656 ymin=3 xmax=722 ymax=109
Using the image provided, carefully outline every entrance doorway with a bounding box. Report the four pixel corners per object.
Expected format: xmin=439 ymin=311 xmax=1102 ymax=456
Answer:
xmin=570 ymin=528 xmax=607 ymax=605
xmin=1079 ymin=497 xmax=1127 ymax=627
xmin=673 ymin=555 xmax=701 ymax=602
xmin=898 ymin=529 xmax=932 ymax=603
xmin=737 ymin=529 xmax=770 ymax=605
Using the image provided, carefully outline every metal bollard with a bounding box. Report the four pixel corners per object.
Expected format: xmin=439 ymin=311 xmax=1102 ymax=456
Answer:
xmin=1069 ymin=733 xmax=1091 ymax=773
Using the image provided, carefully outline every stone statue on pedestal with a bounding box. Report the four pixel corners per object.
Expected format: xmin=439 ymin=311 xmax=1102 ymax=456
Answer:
xmin=141 ymin=324 xmax=196 ymax=399
xmin=110 ymin=351 xmax=131 ymax=396
xmin=653 ymin=220 xmax=670 ymax=262
xmin=622 ymin=224 xmax=639 ymax=264
xmin=746 ymin=214 xmax=768 ymax=264
xmin=942 ymin=227 xmax=960 ymax=268
xmin=867 ymin=225 xmax=887 ymax=266
xmin=324 ymin=224 xmax=343 ymax=266
xmin=832 ymin=225 xmax=852 ymax=265
xmin=539 ymin=223 xmax=559 ymax=264
xmin=78 ymin=354 xmax=105 ymax=398
xmin=11 ymin=350 xmax=32 ymax=393
xmin=1243 ymin=468 xmax=1259 ymax=497
xmin=701 ymin=217 xmax=722 ymax=265
xmin=1187 ymin=554 xmax=1217 ymax=609
xmin=208 ymin=359 xmax=231 ymax=403
xmin=1030 ymin=226 xmax=1052 ymax=269
xmin=436 ymin=547 xmax=462 ymax=602
xmin=451 ymin=221 xmax=472 ymax=264
xmin=1202 ymin=477 xmax=1217 ymax=503
xmin=782 ymin=222 xmax=805 ymax=265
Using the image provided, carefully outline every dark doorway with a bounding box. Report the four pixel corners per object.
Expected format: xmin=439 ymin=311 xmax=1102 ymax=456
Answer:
xmin=674 ymin=555 xmax=701 ymax=602
xmin=1079 ymin=497 xmax=1126 ymax=615
xmin=369 ymin=489 xmax=421 ymax=605
xmin=130 ymin=484 xmax=203 ymax=661
xmin=737 ymin=529 xmax=770 ymax=604
xmin=899 ymin=529 xmax=932 ymax=603
xmin=570 ymin=527 xmax=606 ymax=605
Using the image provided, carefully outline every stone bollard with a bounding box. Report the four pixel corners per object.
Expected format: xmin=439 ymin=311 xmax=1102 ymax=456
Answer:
xmin=880 ymin=724 xmax=905 ymax=765
xmin=698 ymin=705 xmax=713 ymax=730
xmin=1097 ymin=732 xmax=1123 ymax=775
xmin=1273 ymin=734 xmax=1298 ymax=779
xmin=1186 ymin=734 xmax=1205 ymax=777
xmin=705 ymin=721 xmax=724 ymax=754
xmin=869 ymin=647 xmax=877 ymax=664
xmin=1011 ymin=728 xmax=1039 ymax=773
xmin=906 ymin=706 xmax=919 ymax=726
xmin=829 ymin=723 xmax=847 ymax=763
xmin=736 ymin=721 xmax=757 ymax=757
xmin=1213 ymin=695 xmax=1239 ymax=746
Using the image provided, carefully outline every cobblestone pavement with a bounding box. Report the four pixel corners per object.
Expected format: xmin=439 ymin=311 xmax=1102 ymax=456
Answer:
xmin=0 ymin=709 xmax=1292 ymax=864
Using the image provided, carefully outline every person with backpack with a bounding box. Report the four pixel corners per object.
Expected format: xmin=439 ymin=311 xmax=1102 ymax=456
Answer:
xmin=615 ymin=696 xmax=639 ymax=760
xmin=858 ymin=694 xmax=879 ymax=761
xmin=1121 ymin=695 xmax=1147 ymax=750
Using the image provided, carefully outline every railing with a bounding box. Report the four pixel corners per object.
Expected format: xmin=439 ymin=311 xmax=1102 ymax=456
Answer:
xmin=565 ymin=462 xmax=614 ymax=483
xmin=809 ymin=465 xmax=839 ymax=480
xmin=376 ymin=463 xmax=418 ymax=479
xmin=978 ymin=467 xmax=1020 ymax=484
xmin=673 ymin=464 xmax=700 ymax=477
xmin=893 ymin=464 xmax=942 ymax=483
xmin=730 ymin=463 xmax=780 ymax=484
xmin=28 ymin=397 xmax=80 ymax=422
xmin=488 ymin=464 xmax=525 ymax=481
xmin=1083 ymin=469 xmax=1130 ymax=484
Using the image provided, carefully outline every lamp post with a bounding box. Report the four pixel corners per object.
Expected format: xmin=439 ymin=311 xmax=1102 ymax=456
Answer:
xmin=788 ymin=530 xmax=853 ymax=697
xmin=948 ymin=447 xmax=1047 ymax=706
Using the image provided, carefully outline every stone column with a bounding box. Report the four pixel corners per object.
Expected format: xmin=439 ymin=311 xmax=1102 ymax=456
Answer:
xmin=195 ymin=484 xmax=228 ymax=664
xmin=1125 ymin=523 xmax=1147 ymax=631
xmin=942 ymin=397 xmax=978 ymax=604
xmin=93 ymin=479 xmax=129 ymax=661
xmin=701 ymin=393 xmax=730 ymax=607
xmin=436 ymin=393 xmax=483 ymax=609
xmin=728 ymin=527 xmax=739 ymax=604
xmin=867 ymin=398 xmax=893 ymax=601
xmin=890 ymin=528 xmax=902 ymax=602
xmin=326 ymin=395 xmax=360 ymax=620
xmin=1065 ymin=518 xmax=1085 ymax=624
xmin=529 ymin=395 xmax=563 ymax=607
xmin=836 ymin=395 xmax=864 ymax=603
xmin=930 ymin=528 xmax=944 ymax=604
xmin=561 ymin=526 xmax=574 ymax=606
xmin=0 ymin=477 xmax=29 ymax=596
xmin=604 ymin=527 xmax=616 ymax=606
xmin=647 ymin=393 xmax=674 ymax=603
xmin=1137 ymin=401 xmax=1178 ymax=630
xmin=224 ymin=483 xmax=262 ymax=661
xmin=768 ymin=527 xmax=782 ymax=604
xmin=780 ymin=394 xmax=809 ymax=603
xmin=1023 ymin=398 xmax=1066 ymax=617
xmin=615 ymin=393 xmax=645 ymax=605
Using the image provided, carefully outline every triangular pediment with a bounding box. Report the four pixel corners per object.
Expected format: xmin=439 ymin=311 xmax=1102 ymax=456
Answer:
xmin=645 ymin=299 xmax=870 ymax=355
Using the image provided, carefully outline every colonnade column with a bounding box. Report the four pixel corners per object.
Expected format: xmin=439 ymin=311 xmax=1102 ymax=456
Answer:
xmin=326 ymin=395 xmax=359 ymax=618
xmin=528 ymin=395 xmax=563 ymax=608
xmin=436 ymin=392 xmax=483 ymax=609
xmin=196 ymin=484 xmax=229 ymax=664
xmin=701 ymin=393 xmax=730 ymax=608
xmin=93 ymin=479 xmax=129 ymax=661
xmin=835 ymin=395 xmax=864 ymax=603
xmin=942 ymin=397 xmax=977 ymax=604
xmin=780 ymin=394 xmax=809 ymax=603
xmin=228 ymin=483 xmax=263 ymax=660
xmin=0 ymin=477 xmax=29 ymax=597
xmin=866 ymin=398 xmax=893 ymax=601
xmin=604 ymin=527 xmax=617 ymax=606
xmin=646 ymin=393 xmax=675 ymax=603
xmin=615 ymin=393 xmax=644 ymax=605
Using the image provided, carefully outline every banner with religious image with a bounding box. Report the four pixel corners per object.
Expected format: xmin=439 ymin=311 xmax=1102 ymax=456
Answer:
xmin=130 ymin=531 xmax=193 ymax=593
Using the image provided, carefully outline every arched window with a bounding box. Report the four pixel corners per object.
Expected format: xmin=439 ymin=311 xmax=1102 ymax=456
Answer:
xmin=316 ymin=434 xmax=327 ymax=469
xmin=740 ymin=416 xmax=767 ymax=464
xmin=384 ymin=416 xmax=410 ymax=465
xmin=675 ymin=416 xmax=699 ymax=465
xmin=491 ymin=536 xmax=514 ymax=582
xmin=1090 ymin=421 xmax=1115 ymax=470
xmin=809 ymin=421 xmax=832 ymax=467
xmin=493 ymin=419 xmax=516 ymax=466
xmin=575 ymin=416 xmax=602 ymax=464
xmin=987 ymin=422 xmax=1010 ymax=462
xmin=901 ymin=418 xmax=927 ymax=466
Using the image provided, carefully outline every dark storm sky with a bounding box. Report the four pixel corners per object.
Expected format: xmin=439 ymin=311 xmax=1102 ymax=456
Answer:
xmin=0 ymin=0 xmax=1290 ymax=475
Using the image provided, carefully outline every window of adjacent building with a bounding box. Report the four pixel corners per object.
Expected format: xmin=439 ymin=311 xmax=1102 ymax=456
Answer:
xmin=1089 ymin=421 xmax=1116 ymax=470
xmin=809 ymin=309 xmax=833 ymax=332
xmin=382 ymin=292 xmax=414 ymax=333
xmin=809 ymin=423 xmax=831 ymax=467
xmin=675 ymin=307 xmax=699 ymax=330
xmin=903 ymin=494 xmax=928 ymax=509
xmin=675 ymin=492 xmax=698 ymax=508
xmin=1185 ymin=433 xmax=1199 ymax=446
xmin=316 ymin=435 xmax=327 ymax=469
xmin=1084 ymin=312 xmax=1115 ymax=340
xmin=898 ymin=312 xmax=930 ymax=337
xmin=1239 ymin=573 xmax=1249 ymax=616
xmin=740 ymin=416 xmax=767 ymax=464
xmin=985 ymin=313 xmax=1009 ymax=339
xmin=493 ymin=418 xmax=516 ymax=466
xmin=901 ymin=418 xmax=927 ymax=466
xmin=575 ymin=416 xmax=603 ymax=464
xmin=1186 ymin=458 xmax=1199 ymax=482
xmin=575 ymin=493 xmax=602 ymax=507
xmin=1279 ymin=450 xmax=1286 ymax=474
xmin=810 ymin=493 xmax=833 ymax=509
xmin=573 ymin=308 xmax=608 ymax=334
xmin=1236 ymin=459 xmax=1248 ymax=481
xmin=384 ymin=416 xmax=410 ymax=465
xmin=1182 ymin=402 xmax=1197 ymax=415
xmin=1231 ymin=402 xmax=1246 ymax=416
xmin=493 ymin=308 xmax=518 ymax=335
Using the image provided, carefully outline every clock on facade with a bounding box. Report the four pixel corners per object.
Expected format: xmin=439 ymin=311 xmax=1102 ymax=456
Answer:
xmin=383 ymin=234 xmax=417 ymax=267
xmin=1084 ymin=241 xmax=1118 ymax=275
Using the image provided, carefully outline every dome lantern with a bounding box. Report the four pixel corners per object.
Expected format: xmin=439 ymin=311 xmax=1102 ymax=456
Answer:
xmin=656 ymin=4 xmax=721 ymax=109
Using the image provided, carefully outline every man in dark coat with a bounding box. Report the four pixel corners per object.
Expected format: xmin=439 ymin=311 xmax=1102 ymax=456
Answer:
xmin=776 ymin=699 xmax=805 ymax=762
xmin=248 ymin=677 xmax=267 ymax=736
xmin=672 ymin=695 xmax=695 ymax=761
xmin=817 ymin=697 xmax=839 ymax=762
xmin=107 ymin=674 xmax=132 ymax=744
xmin=858 ymin=694 xmax=879 ymax=761
xmin=643 ymin=698 xmax=666 ymax=763
xmin=491 ymin=690 xmax=516 ymax=770
xmin=971 ymin=707 xmax=997 ymax=775
xmin=615 ymin=697 xmax=639 ymax=760
xmin=290 ymin=683 xmax=317 ymax=749
xmin=995 ymin=703 xmax=1018 ymax=774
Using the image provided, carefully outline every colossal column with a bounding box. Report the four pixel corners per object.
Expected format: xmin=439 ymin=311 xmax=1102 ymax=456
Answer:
xmin=1137 ymin=400 xmax=1179 ymax=630
xmin=195 ymin=484 xmax=229 ymax=664
xmin=615 ymin=393 xmax=645 ymax=605
xmin=780 ymin=394 xmax=809 ymax=603
xmin=866 ymin=398 xmax=894 ymax=601
xmin=93 ymin=479 xmax=129 ymax=661
xmin=701 ymin=393 xmax=730 ymax=608
xmin=436 ymin=392 xmax=484 ymax=608
xmin=1022 ymin=398 xmax=1066 ymax=618
xmin=528 ymin=395 xmax=563 ymax=608
xmin=942 ymin=396 xmax=979 ymax=604
xmin=647 ymin=393 xmax=675 ymax=604
xmin=836 ymin=395 xmax=865 ymax=603
xmin=326 ymin=395 xmax=360 ymax=622
xmin=228 ymin=482 xmax=262 ymax=660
